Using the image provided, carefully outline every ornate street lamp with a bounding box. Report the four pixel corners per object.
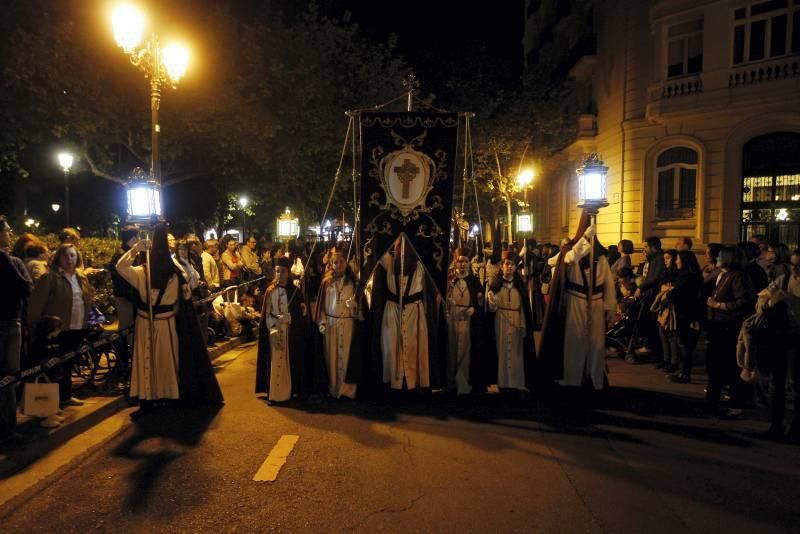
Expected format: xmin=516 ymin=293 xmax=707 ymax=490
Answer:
xmin=125 ymin=167 xmax=162 ymax=224
xmin=111 ymin=4 xmax=189 ymax=185
xmin=516 ymin=212 xmax=533 ymax=234
xmin=57 ymin=151 xmax=74 ymax=226
xmin=277 ymin=207 xmax=299 ymax=242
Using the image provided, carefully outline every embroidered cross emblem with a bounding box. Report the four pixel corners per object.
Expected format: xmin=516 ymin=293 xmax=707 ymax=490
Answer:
xmin=394 ymin=158 xmax=420 ymax=199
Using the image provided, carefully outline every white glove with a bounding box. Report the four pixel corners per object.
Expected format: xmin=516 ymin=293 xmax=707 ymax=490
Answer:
xmin=293 ymin=279 xmax=302 ymax=288
xmin=278 ymin=314 xmax=291 ymax=325
xmin=318 ymin=323 xmax=326 ymax=334
xmin=446 ymin=297 xmax=457 ymax=307
xmin=584 ymin=223 xmax=597 ymax=240
xmin=345 ymin=297 xmax=357 ymax=309
xmin=464 ymin=307 xmax=475 ymax=317
xmin=269 ymin=327 xmax=279 ymax=337
xmin=487 ymin=290 xmax=497 ymax=311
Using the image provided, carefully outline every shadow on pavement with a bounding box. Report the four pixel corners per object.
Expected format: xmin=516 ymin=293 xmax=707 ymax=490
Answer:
xmin=111 ymin=404 xmax=222 ymax=511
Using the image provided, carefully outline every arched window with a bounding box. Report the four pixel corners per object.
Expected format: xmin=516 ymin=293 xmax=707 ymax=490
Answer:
xmin=656 ymin=146 xmax=698 ymax=219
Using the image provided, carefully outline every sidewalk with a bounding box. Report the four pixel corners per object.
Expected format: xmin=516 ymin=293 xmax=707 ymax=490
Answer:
xmin=0 ymin=335 xmax=250 ymax=481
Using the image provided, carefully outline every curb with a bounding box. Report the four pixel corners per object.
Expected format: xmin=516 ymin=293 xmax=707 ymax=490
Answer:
xmin=0 ymin=395 xmax=133 ymax=480
xmin=209 ymin=336 xmax=246 ymax=362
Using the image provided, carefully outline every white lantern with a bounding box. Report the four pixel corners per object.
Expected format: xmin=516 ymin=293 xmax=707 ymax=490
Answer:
xmin=277 ymin=207 xmax=299 ymax=241
xmin=126 ymin=167 xmax=162 ymax=223
xmin=516 ymin=213 xmax=533 ymax=233
xmin=576 ymin=154 xmax=609 ymax=209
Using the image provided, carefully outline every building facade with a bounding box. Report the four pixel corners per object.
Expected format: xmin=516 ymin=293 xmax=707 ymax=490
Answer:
xmin=525 ymin=0 xmax=800 ymax=251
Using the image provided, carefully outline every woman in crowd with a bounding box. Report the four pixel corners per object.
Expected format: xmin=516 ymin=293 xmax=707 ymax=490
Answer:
xmin=654 ymin=249 xmax=679 ymax=372
xmin=611 ymin=239 xmax=634 ymax=278
xmin=220 ymin=236 xmax=242 ymax=288
xmin=766 ymin=243 xmax=791 ymax=284
xmin=702 ymin=243 xmax=724 ymax=283
xmin=22 ymin=238 xmax=49 ymax=281
xmin=176 ymin=239 xmax=201 ymax=290
xmin=705 ymin=246 xmax=754 ymax=418
xmin=666 ymin=250 xmax=703 ymax=383
xmin=27 ymin=243 xmax=92 ymax=407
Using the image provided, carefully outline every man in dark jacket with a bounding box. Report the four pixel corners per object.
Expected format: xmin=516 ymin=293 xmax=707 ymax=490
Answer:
xmin=635 ymin=237 xmax=666 ymax=359
xmin=1 ymin=215 xmax=33 ymax=445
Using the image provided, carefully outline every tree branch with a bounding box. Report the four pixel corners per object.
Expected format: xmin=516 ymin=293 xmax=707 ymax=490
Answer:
xmin=126 ymin=129 xmax=146 ymax=163
xmin=81 ymin=145 xmax=127 ymax=186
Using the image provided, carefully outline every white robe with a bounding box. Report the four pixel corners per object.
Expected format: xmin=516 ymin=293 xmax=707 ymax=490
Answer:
xmin=116 ymin=249 xmax=180 ymax=400
xmin=488 ymin=281 xmax=526 ymax=390
xmin=447 ymin=277 xmax=472 ymax=395
xmin=318 ymin=278 xmax=357 ymax=399
xmin=265 ymin=286 xmax=293 ymax=402
xmin=380 ymin=257 xmax=430 ymax=390
xmin=557 ymin=237 xmax=617 ymax=389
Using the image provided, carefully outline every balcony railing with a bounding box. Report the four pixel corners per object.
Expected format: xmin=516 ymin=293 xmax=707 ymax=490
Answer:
xmin=656 ymin=199 xmax=696 ymax=220
xmin=649 ymin=73 xmax=703 ymax=102
xmin=729 ymin=55 xmax=800 ymax=87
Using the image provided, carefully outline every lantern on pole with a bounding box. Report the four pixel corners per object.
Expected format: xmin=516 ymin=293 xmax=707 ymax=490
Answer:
xmin=516 ymin=212 xmax=533 ymax=234
xmin=126 ymin=167 xmax=162 ymax=224
xmin=277 ymin=207 xmax=299 ymax=242
xmin=576 ymin=154 xmax=608 ymax=211
xmin=575 ymin=153 xmax=609 ymax=336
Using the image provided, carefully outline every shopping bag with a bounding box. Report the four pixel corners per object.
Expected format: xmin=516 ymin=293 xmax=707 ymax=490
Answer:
xmin=22 ymin=374 xmax=60 ymax=418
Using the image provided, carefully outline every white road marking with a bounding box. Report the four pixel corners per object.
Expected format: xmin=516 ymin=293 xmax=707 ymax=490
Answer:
xmin=253 ymin=434 xmax=299 ymax=482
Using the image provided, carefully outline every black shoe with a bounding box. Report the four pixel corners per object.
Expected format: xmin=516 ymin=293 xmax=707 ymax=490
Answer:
xmin=664 ymin=364 xmax=678 ymax=374
xmin=669 ymin=373 xmax=691 ymax=384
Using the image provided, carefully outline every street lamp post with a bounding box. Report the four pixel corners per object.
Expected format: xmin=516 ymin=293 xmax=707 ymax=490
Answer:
xmin=57 ymin=152 xmax=74 ymax=226
xmin=112 ymin=5 xmax=189 ymax=185
xmin=239 ymin=196 xmax=249 ymax=241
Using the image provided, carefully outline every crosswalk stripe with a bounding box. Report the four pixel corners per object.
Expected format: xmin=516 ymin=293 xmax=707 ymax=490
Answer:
xmin=253 ymin=435 xmax=300 ymax=482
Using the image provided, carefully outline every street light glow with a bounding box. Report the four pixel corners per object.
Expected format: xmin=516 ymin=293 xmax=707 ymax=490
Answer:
xmin=162 ymin=43 xmax=189 ymax=82
xmin=516 ymin=168 xmax=535 ymax=188
xmin=238 ymin=196 xmax=249 ymax=208
xmin=112 ymin=5 xmax=145 ymax=53
xmin=51 ymin=204 xmax=61 ymax=213
xmin=57 ymin=152 xmax=74 ymax=172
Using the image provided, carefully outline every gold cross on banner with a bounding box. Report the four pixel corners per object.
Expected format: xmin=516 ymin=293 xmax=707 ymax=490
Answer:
xmin=394 ymin=158 xmax=421 ymax=199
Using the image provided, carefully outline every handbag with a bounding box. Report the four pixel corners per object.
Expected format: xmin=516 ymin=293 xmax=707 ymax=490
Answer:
xmin=22 ymin=374 xmax=60 ymax=418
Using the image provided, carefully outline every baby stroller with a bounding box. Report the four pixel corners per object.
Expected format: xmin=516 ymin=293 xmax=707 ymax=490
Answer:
xmin=606 ymin=296 xmax=647 ymax=362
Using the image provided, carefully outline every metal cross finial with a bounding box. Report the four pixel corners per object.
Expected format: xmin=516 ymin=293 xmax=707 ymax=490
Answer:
xmin=403 ymin=72 xmax=419 ymax=111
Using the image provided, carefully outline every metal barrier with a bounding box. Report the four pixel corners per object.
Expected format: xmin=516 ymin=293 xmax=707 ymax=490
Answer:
xmin=0 ymin=330 xmax=126 ymax=392
xmin=0 ymin=276 xmax=268 ymax=392
xmin=192 ymin=276 xmax=266 ymax=307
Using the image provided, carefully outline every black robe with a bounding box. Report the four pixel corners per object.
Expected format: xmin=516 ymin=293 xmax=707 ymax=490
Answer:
xmin=255 ymin=283 xmax=311 ymax=395
xmin=486 ymin=274 xmax=537 ymax=389
xmin=449 ymin=273 xmax=490 ymax=392
xmin=311 ymin=274 xmax=366 ymax=392
xmin=368 ymin=261 xmax=445 ymax=390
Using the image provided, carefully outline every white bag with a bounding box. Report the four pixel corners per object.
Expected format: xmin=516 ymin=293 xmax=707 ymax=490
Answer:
xmin=223 ymin=288 xmax=244 ymax=337
xmin=22 ymin=374 xmax=60 ymax=418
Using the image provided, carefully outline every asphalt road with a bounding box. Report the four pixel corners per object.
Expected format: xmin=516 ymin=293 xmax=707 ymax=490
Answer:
xmin=2 ymin=345 xmax=799 ymax=533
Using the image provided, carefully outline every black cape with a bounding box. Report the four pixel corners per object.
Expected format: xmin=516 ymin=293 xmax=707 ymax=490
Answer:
xmin=486 ymin=273 xmax=537 ymax=389
xmin=173 ymin=269 xmax=224 ymax=404
xmin=255 ymin=283 xmax=311 ymax=395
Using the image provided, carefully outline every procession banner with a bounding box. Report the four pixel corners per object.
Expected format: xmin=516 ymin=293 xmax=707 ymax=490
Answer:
xmin=358 ymin=112 xmax=458 ymax=296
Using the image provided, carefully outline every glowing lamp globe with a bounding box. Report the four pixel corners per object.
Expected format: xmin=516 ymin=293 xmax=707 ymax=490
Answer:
xmin=517 ymin=213 xmax=533 ymax=233
xmin=577 ymin=154 xmax=609 ymax=209
xmin=277 ymin=207 xmax=299 ymax=241
xmin=112 ymin=5 xmax=145 ymax=53
xmin=126 ymin=167 xmax=162 ymax=223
